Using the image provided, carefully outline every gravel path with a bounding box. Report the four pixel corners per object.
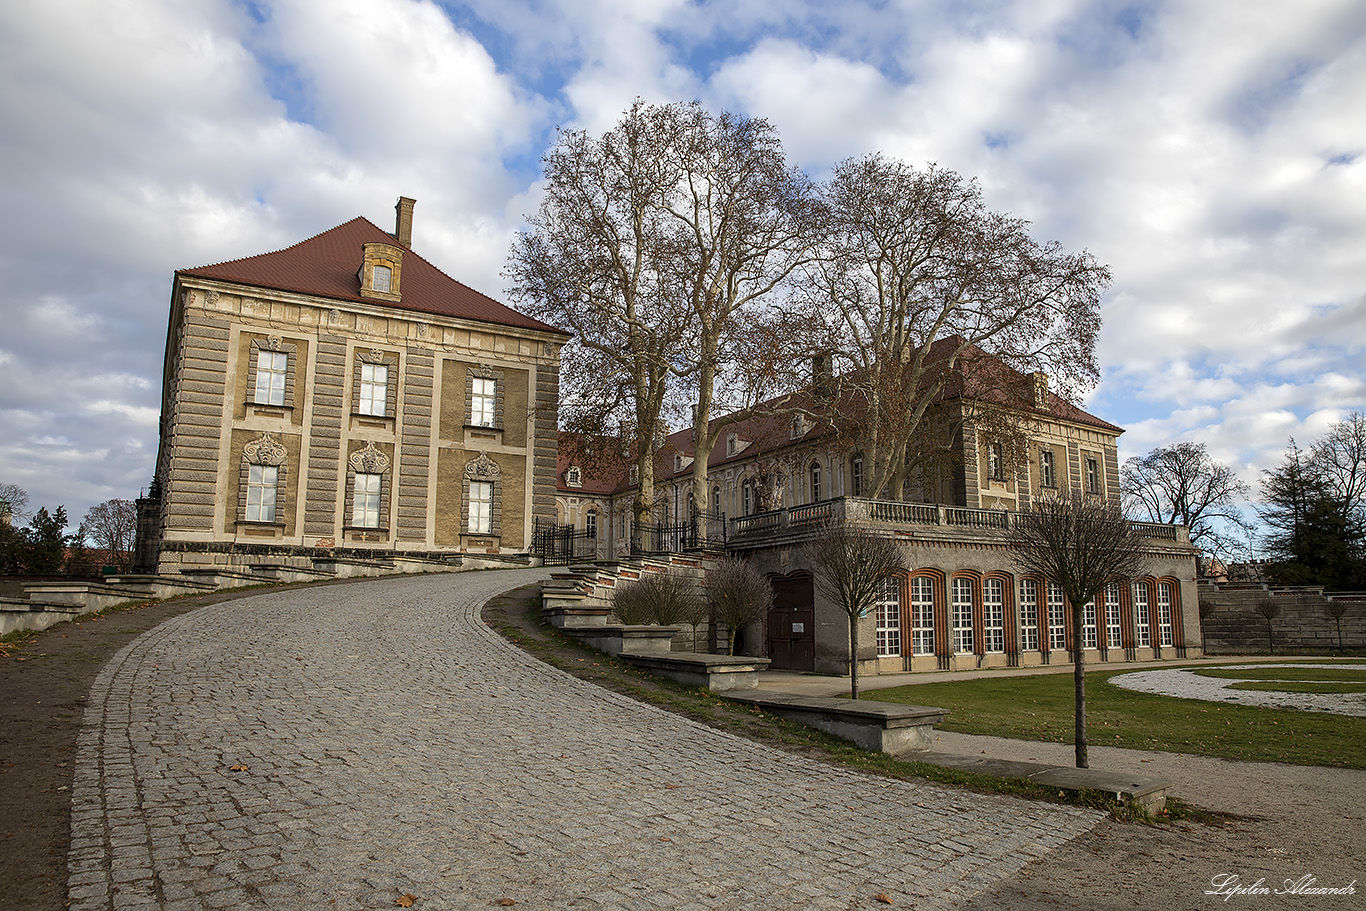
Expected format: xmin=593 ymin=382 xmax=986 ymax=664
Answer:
xmin=68 ymin=570 xmax=1101 ymax=911
xmin=1111 ymin=664 xmax=1366 ymax=716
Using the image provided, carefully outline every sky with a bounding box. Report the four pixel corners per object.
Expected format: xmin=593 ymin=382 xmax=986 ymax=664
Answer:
xmin=0 ymin=0 xmax=1363 ymax=539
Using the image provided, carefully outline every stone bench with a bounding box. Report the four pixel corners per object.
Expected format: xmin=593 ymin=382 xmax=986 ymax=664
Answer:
xmin=542 ymin=604 xmax=613 ymax=629
xmin=619 ymin=652 xmax=771 ymax=692
xmin=722 ymin=691 xmax=946 ymax=756
xmin=915 ymin=752 xmax=1173 ymax=814
xmin=560 ymin=624 xmax=680 ymax=655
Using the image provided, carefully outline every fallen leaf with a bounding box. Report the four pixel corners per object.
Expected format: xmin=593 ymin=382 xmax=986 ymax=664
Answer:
xmin=876 ymin=893 xmax=893 ymax=904
xmin=396 ymin=894 xmax=417 ymax=907
xmin=665 ymin=785 xmax=681 ymax=789
xmin=228 ymin=765 xmax=249 ymax=772
xmin=494 ymin=900 xmax=517 ymax=907
xmin=659 ymin=837 xmax=671 ymax=842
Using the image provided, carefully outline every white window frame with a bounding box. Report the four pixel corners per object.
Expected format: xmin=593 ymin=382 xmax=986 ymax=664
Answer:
xmin=742 ymin=481 xmax=753 ymax=516
xmin=468 ymin=480 xmax=493 ymax=534
xmin=911 ymin=577 xmax=935 ymax=656
xmin=952 ymin=577 xmax=974 ymax=654
xmin=1018 ymin=579 xmax=1039 ymax=651
xmin=245 ymin=464 xmax=278 ymax=523
xmin=254 ymin=350 xmax=288 ymax=406
xmin=471 ymin=377 xmax=496 ymax=427
xmin=983 ymin=578 xmax=1005 ymax=653
xmin=1086 ymin=456 xmax=1100 ymax=494
xmin=1039 ymin=448 xmax=1056 ymax=488
xmin=1082 ymin=599 xmax=1098 ymax=649
xmin=358 ymin=363 xmax=388 ymax=417
xmin=851 ymin=455 xmax=864 ymax=496
xmin=988 ymin=442 xmax=1003 ymax=481
xmin=810 ymin=462 xmax=822 ymax=503
xmin=1105 ymin=582 xmax=1122 ymax=648
xmin=1047 ymin=582 xmax=1067 ymax=650
xmin=1134 ymin=582 xmax=1151 ymax=647
xmin=351 ymin=472 xmax=382 ymax=528
xmin=585 ymin=509 xmax=597 ymax=540
xmin=372 ymin=264 xmax=392 ymax=293
xmin=1158 ymin=582 xmax=1174 ymax=647
xmin=874 ymin=577 xmax=901 ymax=658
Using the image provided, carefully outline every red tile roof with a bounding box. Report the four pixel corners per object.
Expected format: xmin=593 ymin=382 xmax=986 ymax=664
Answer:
xmin=177 ymin=217 xmax=568 ymax=336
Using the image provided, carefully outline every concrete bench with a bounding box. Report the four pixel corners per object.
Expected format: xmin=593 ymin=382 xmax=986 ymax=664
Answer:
xmin=916 ymin=752 xmax=1172 ymax=813
xmin=560 ymin=624 xmax=680 ymax=655
xmin=722 ymin=691 xmax=946 ymax=756
xmin=619 ymin=652 xmax=771 ymax=692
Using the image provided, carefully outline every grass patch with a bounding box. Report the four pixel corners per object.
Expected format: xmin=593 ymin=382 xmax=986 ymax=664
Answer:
xmin=865 ymin=665 xmax=1366 ymax=769
xmin=1193 ymin=665 xmax=1366 ymax=682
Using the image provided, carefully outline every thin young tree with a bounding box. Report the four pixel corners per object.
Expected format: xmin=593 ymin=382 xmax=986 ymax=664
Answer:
xmin=705 ymin=557 xmax=774 ymax=655
xmin=806 ymin=524 xmax=907 ymax=698
xmin=1007 ymin=492 xmax=1143 ymax=768
xmin=1325 ymin=600 xmax=1351 ymax=653
xmin=1254 ymin=598 xmax=1281 ymax=655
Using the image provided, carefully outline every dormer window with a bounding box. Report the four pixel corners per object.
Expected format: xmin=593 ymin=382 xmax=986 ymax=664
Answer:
xmin=566 ymin=467 xmax=582 ymax=488
xmin=629 ymin=465 xmax=639 ymax=485
xmin=791 ymin=414 xmax=807 ymax=439
xmin=726 ymin=434 xmax=737 ymax=456
xmin=674 ymin=454 xmax=683 ymax=472
xmin=360 ymin=242 xmax=403 ymax=302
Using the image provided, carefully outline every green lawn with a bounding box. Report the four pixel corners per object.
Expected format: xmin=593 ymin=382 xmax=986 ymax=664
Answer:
xmin=865 ymin=663 xmax=1366 ymax=768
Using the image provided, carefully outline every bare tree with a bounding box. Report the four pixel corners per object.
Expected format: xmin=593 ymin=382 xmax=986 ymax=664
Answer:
xmin=1007 ymin=492 xmax=1143 ymax=768
xmin=1254 ymin=598 xmax=1281 ymax=655
xmin=806 ymin=525 xmax=907 ymax=698
xmin=1311 ymin=412 xmax=1366 ymax=527
xmin=0 ymin=482 xmax=29 ymax=523
xmin=799 ymin=155 xmax=1110 ymax=501
xmin=1122 ymin=442 xmax=1252 ymax=559
xmin=705 ymin=557 xmax=774 ymax=655
xmin=81 ymin=498 xmax=137 ymax=572
xmin=507 ymin=101 xmax=693 ymax=550
xmin=1325 ymin=600 xmax=1351 ymax=653
xmin=661 ymin=104 xmax=818 ymax=519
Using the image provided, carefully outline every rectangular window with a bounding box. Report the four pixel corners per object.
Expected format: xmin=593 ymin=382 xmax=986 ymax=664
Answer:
xmin=983 ymin=578 xmax=1005 ymax=653
xmin=952 ymin=577 xmax=974 ymax=654
xmin=1134 ymin=582 xmax=1151 ymax=647
xmin=1047 ymin=582 xmax=1067 ymax=650
xmin=1039 ymin=448 xmax=1056 ymax=488
xmin=245 ymin=464 xmax=278 ymax=522
xmin=1158 ymin=582 xmax=1174 ymax=647
xmin=911 ymin=577 xmax=935 ymax=656
xmin=359 ymin=363 xmax=388 ymax=416
xmin=468 ymin=481 xmax=493 ymax=534
xmin=851 ymin=456 xmax=864 ymax=496
xmin=352 ymin=472 xmax=381 ymax=528
xmin=1018 ymin=579 xmax=1039 ymax=651
xmin=988 ymin=442 xmax=1003 ymax=481
xmin=1105 ymin=582 xmax=1123 ymax=648
xmin=810 ymin=463 xmax=822 ymax=503
xmin=1082 ymin=599 xmax=1098 ymax=649
xmin=471 ymin=377 xmax=496 ymax=427
xmin=1086 ymin=456 xmax=1100 ymax=494
xmin=875 ymin=577 xmax=901 ymax=657
xmin=254 ymin=350 xmax=288 ymax=406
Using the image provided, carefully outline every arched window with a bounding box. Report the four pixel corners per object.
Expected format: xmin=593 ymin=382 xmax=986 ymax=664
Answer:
xmin=585 ymin=509 xmax=597 ymax=539
xmin=983 ymin=578 xmax=1005 ymax=653
xmin=1018 ymin=579 xmax=1039 ymax=651
xmin=951 ymin=577 xmax=975 ymax=654
xmin=875 ymin=577 xmax=901 ymax=657
xmin=1133 ymin=581 xmax=1151 ymax=647
xmin=910 ymin=577 xmax=935 ymax=655
xmin=850 ymin=454 xmax=864 ymax=497
xmin=809 ymin=462 xmax=822 ymax=502
xmin=712 ymin=485 xmax=721 ymax=514
xmin=742 ymin=481 xmax=753 ymax=516
xmin=674 ymin=453 xmax=683 ymax=472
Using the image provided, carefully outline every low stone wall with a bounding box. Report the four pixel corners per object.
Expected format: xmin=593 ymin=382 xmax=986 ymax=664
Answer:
xmin=1199 ymin=582 xmax=1366 ymax=653
xmin=540 ymin=553 xmax=716 ymax=650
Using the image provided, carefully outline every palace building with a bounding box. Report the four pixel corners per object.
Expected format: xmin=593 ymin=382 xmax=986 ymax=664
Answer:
xmin=136 ymin=198 xmax=567 ymax=576
xmin=550 ymin=348 xmax=1201 ymax=676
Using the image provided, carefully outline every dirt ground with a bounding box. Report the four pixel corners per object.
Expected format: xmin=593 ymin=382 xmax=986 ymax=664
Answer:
xmin=4 ymin=579 xmax=1361 ymax=911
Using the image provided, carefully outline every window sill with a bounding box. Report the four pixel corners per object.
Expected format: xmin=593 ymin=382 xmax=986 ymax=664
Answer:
xmin=246 ymin=402 xmax=293 ymax=418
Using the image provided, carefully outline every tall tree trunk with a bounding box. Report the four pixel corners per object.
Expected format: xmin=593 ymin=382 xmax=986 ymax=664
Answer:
xmin=849 ymin=614 xmax=860 ymax=699
xmin=1073 ymin=601 xmax=1088 ymax=769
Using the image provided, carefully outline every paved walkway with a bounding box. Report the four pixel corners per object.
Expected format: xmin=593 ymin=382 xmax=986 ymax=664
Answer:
xmin=69 ymin=570 xmax=1099 ymax=911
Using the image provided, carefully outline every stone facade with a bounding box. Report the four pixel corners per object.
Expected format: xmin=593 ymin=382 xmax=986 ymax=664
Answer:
xmin=1200 ymin=582 xmax=1366 ymax=653
xmin=140 ymin=199 xmax=566 ymax=574
xmin=552 ymin=353 xmax=1202 ymax=677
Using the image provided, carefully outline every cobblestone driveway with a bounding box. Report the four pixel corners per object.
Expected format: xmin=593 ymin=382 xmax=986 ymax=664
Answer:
xmin=69 ymin=570 xmax=1099 ymax=910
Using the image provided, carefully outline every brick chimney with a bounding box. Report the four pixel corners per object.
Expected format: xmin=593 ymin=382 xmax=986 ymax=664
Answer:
xmin=395 ymin=196 xmax=416 ymax=248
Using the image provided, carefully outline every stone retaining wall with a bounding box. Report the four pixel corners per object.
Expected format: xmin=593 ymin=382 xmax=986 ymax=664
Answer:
xmin=1199 ymin=582 xmax=1366 ymax=653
